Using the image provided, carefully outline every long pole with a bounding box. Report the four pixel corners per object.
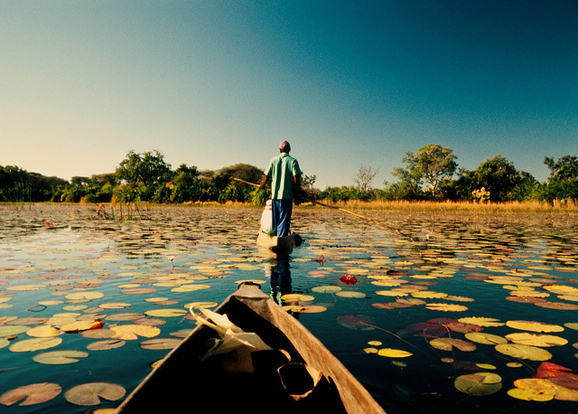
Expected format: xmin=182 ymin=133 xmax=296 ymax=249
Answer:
xmin=232 ymin=177 xmax=410 ymax=238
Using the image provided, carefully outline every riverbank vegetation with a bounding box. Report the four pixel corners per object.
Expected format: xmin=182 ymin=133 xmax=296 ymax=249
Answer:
xmin=1 ymin=146 xmax=577 ymax=210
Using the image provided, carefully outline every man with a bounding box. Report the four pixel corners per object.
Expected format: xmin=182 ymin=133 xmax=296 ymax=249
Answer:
xmin=259 ymin=140 xmax=302 ymax=238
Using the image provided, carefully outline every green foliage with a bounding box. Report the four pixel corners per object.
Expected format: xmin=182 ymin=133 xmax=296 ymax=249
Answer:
xmin=2 ymin=148 xmax=577 ymax=205
xmin=115 ymin=150 xmax=173 ymax=188
xmin=539 ymin=156 xmax=578 ymax=202
xmin=0 ymin=165 xmax=68 ymax=202
xmin=393 ymin=144 xmax=457 ymax=198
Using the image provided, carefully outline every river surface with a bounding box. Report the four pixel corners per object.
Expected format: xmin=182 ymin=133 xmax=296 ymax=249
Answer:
xmin=1 ymin=204 xmax=578 ymax=413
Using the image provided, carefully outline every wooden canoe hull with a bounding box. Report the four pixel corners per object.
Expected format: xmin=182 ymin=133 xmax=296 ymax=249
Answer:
xmin=256 ymin=231 xmax=303 ymax=251
xmin=116 ymin=284 xmax=385 ymax=414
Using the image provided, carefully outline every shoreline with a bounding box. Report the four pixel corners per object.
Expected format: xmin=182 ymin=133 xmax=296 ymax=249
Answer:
xmin=2 ymin=199 xmax=577 ymax=216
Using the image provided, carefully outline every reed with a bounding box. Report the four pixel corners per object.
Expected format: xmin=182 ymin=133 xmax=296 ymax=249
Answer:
xmin=312 ymin=199 xmax=578 ymax=214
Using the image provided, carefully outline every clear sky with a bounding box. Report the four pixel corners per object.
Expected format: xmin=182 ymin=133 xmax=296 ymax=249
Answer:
xmin=1 ymin=1 xmax=576 ymax=188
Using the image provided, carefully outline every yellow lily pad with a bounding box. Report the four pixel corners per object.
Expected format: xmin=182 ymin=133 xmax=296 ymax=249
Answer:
xmin=26 ymin=325 xmax=60 ymax=338
xmin=425 ymin=303 xmax=468 ymax=312
xmin=458 ymin=317 xmax=504 ymax=327
xmin=506 ymin=320 xmax=564 ymax=333
xmin=33 ymin=350 xmax=89 ymax=365
xmin=0 ymin=382 xmax=62 ymax=406
xmin=495 ymin=344 xmax=552 ymax=361
xmin=144 ymin=309 xmax=187 ymax=317
xmin=507 ymin=387 xmax=554 ymax=401
xmin=465 ymin=332 xmax=508 ymax=345
xmin=505 ymin=332 xmax=568 ymax=347
xmin=111 ymin=325 xmax=161 ymax=340
xmin=64 ymin=382 xmax=126 ymax=406
xmin=377 ymin=348 xmax=413 ymax=358
xmin=65 ymin=291 xmax=105 ymax=301
xmin=10 ymin=337 xmax=63 ymax=353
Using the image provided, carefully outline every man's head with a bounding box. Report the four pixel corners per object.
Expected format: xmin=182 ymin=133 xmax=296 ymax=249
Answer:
xmin=279 ymin=140 xmax=291 ymax=153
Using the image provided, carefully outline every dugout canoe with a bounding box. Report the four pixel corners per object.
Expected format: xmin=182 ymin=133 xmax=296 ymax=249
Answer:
xmin=256 ymin=231 xmax=303 ymax=251
xmin=116 ymin=283 xmax=385 ymax=414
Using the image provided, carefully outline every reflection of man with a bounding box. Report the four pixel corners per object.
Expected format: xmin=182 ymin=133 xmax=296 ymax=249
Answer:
xmin=265 ymin=256 xmax=292 ymax=305
xmin=259 ymin=141 xmax=302 ymax=238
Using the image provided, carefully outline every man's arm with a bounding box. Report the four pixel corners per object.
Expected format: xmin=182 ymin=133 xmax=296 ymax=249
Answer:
xmin=293 ymin=175 xmax=301 ymax=203
xmin=259 ymin=175 xmax=268 ymax=189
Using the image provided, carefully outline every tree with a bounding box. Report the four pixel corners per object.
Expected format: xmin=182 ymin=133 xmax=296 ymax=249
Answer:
xmin=115 ymin=150 xmax=172 ymax=187
xmin=354 ymin=166 xmax=379 ymax=191
xmin=170 ymin=164 xmax=202 ymax=202
xmin=540 ymin=155 xmax=578 ymax=202
xmin=393 ymin=144 xmax=457 ymax=198
xmin=471 ymin=154 xmax=521 ymax=202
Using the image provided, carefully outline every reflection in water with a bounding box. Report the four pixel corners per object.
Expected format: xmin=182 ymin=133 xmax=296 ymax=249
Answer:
xmin=265 ymin=252 xmax=292 ymax=305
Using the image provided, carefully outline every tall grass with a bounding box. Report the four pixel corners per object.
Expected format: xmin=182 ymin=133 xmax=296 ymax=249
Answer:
xmin=312 ymin=199 xmax=578 ymax=214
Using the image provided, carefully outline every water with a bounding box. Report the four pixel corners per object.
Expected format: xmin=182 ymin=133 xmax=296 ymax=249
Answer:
xmin=1 ymin=205 xmax=578 ymax=413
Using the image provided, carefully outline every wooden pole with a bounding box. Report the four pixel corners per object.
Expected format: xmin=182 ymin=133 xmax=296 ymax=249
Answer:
xmin=232 ymin=177 xmax=410 ymax=238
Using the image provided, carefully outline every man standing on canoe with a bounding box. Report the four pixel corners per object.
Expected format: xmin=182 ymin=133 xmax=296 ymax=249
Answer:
xmin=259 ymin=140 xmax=302 ymax=238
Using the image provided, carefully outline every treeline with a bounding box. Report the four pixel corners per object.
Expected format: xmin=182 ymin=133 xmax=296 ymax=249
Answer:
xmin=1 ymin=146 xmax=577 ymax=205
xmin=0 ymin=150 xmax=268 ymax=205
xmin=319 ymin=145 xmax=577 ymax=204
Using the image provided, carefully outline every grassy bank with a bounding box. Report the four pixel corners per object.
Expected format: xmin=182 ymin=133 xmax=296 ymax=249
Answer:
xmin=309 ymin=199 xmax=578 ymax=214
xmin=3 ymin=199 xmax=578 ymax=216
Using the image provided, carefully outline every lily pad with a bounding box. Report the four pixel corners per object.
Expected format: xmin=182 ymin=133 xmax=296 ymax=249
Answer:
xmin=144 ymin=309 xmax=187 ymax=318
xmin=0 ymin=382 xmax=62 ymax=406
xmin=430 ymin=338 xmax=476 ymax=352
xmin=111 ymin=325 xmax=161 ymax=340
xmin=10 ymin=337 xmax=62 ymax=353
xmin=33 ymin=350 xmax=89 ymax=365
xmin=140 ymin=338 xmax=182 ymax=350
xmin=495 ymin=344 xmax=552 ymax=361
xmin=465 ymin=332 xmax=508 ymax=345
xmin=455 ymin=372 xmax=502 ymax=396
xmin=64 ymin=382 xmax=126 ymax=406
xmin=505 ymin=332 xmax=568 ymax=347
xmin=311 ymin=286 xmax=342 ymax=294
xmin=86 ymin=339 xmax=126 ymax=351
xmin=377 ymin=348 xmax=413 ymax=358
xmin=506 ymin=320 xmax=564 ymax=333
xmin=425 ymin=303 xmax=468 ymax=312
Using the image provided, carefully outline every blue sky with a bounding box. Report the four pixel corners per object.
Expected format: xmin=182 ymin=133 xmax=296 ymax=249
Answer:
xmin=1 ymin=1 xmax=576 ymax=188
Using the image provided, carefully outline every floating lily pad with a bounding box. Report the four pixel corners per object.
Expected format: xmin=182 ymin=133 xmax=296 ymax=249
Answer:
xmin=0 ymin=382 xmax=62 ymax=406
xmin=10 ymin=337 xmax=63 ymax=353
xmin=506 ymin=320 xmax=564 ymax=333
xmin=140 ymin=338 xmax=182 ymax=350
xmin=144 ymin=309 xmax=187 ymax=318
xmin=505 ymin=332 xmax=568 ymax=347
xmin=458 ymin=317 xmax=504 ymax=327
xmin=86 ymin=339 xmax=126 ymax=351
xmin=455 ymin=372 xmax=502 ymax=396
xmin=425 ymin=303 xmax=468 ymax=312
xmin=430 ymin=338 xmax=476 ymax=352
xmin=335 ymin=291 xmax=366 ymax=298
xmin=26 ymin=325 xmax=60 ymax=338
xmin=111 ymin=325 xmax=161 ymax=340
xmin=311 ymin=286 xmax=342 ymax=294
xmin=33 ymin=350 xmax=89 ymax=365
xmin=377 ymin=348 xmax=413 ymax=358
xmin=64 ymin=382 xmax=126 ymax=406
xmin=465 ymin=332 xmax=508 ymax=345
xmin=495 ymin=344 xmax=552 ymax=361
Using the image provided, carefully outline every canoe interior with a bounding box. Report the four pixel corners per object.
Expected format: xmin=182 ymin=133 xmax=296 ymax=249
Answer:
xmin=117 ymin=284 xmax=384 ymax=414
